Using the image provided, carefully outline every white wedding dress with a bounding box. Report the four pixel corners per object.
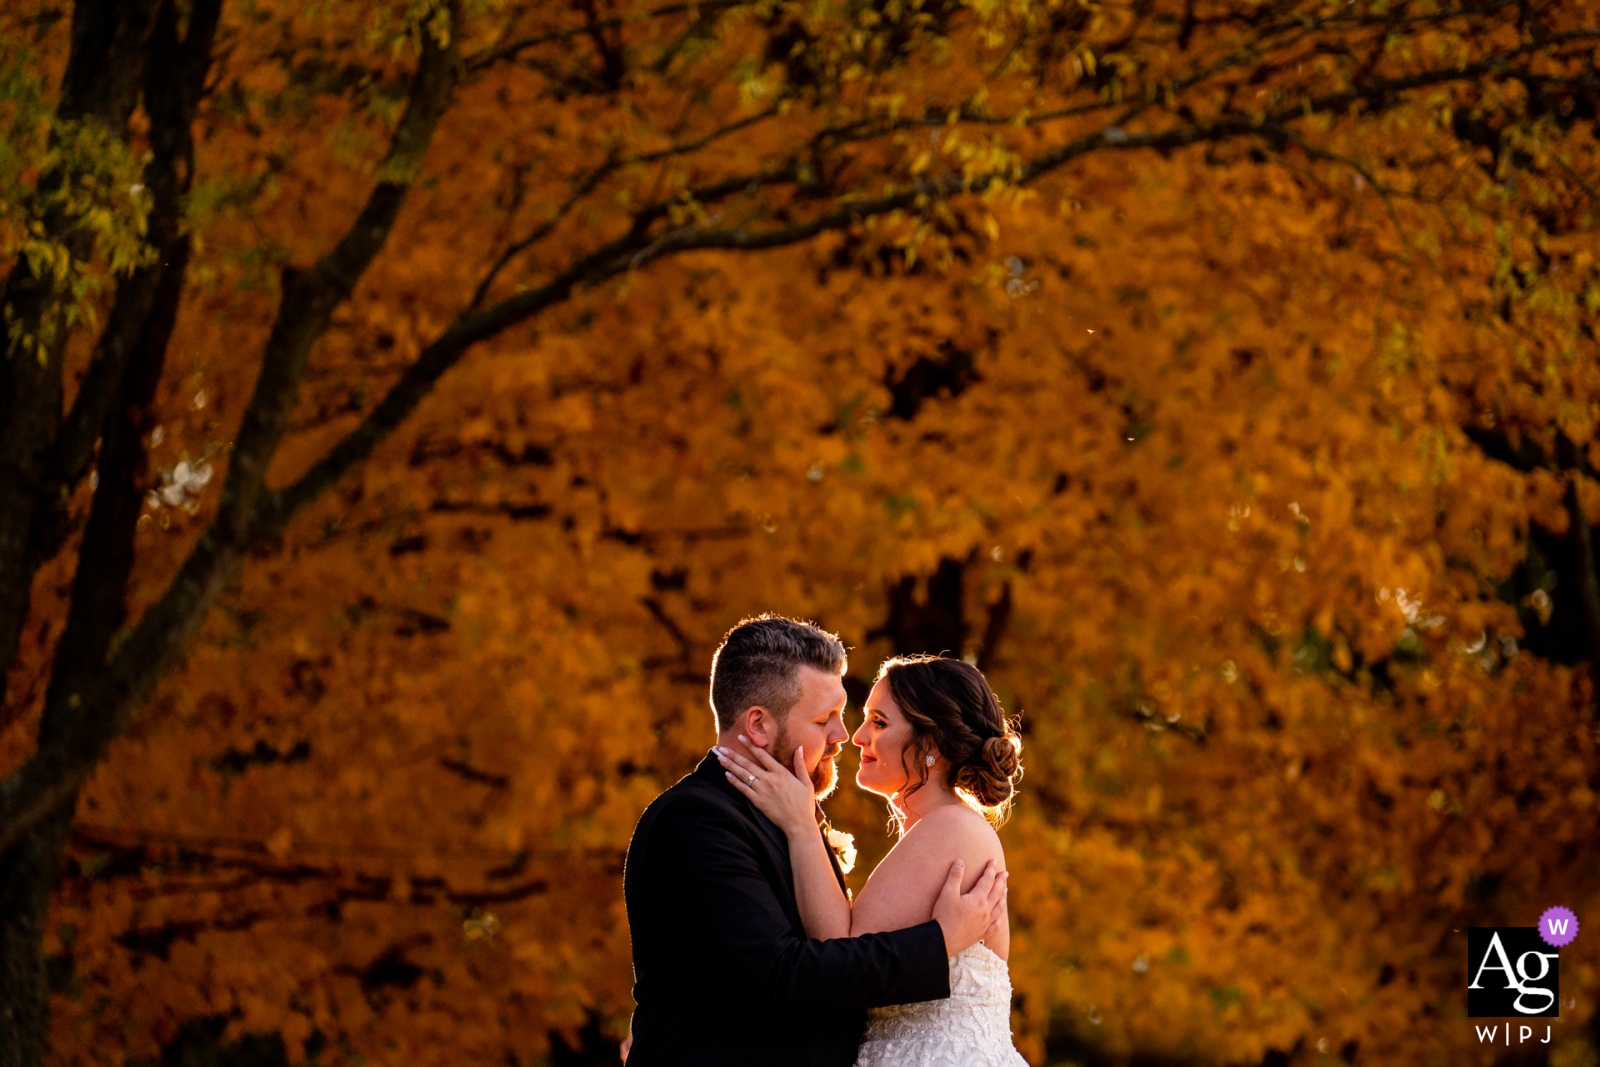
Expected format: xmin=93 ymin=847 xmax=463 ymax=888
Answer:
xmin=854 ymin=942 xmax=1028 ymax=1067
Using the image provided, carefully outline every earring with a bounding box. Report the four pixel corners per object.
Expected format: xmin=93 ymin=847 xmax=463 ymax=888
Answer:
xmin=924 ymin=751 xmax=937 ymax=766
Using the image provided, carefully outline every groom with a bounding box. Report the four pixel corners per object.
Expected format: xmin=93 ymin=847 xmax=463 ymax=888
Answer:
xmin=622 ymin=614 xmax=1007 ymax=1066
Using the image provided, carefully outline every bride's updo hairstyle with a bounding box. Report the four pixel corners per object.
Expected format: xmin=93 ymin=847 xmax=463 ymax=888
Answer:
xmin=878 ymin=654 xmax=1022 ymax=827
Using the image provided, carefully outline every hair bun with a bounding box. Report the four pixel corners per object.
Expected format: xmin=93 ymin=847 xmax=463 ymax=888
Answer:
xmin=983 ymin=734 xmax=1021 ymax=778
xmin=953 ymin=732 xmax=1021 ymax=809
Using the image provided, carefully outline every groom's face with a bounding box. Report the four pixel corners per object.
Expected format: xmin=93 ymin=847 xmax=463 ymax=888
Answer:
xmin=770 ymin=665 xmax=850 ymax=800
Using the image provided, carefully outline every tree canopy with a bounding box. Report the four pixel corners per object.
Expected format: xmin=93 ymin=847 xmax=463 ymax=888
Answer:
xmin=0 ymin=1 xmax=1597 ymax=1065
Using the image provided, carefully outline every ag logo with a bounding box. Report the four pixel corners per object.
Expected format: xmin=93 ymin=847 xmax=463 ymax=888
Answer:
xmin=1467 ymin=928 xmax=1558 ymax=1017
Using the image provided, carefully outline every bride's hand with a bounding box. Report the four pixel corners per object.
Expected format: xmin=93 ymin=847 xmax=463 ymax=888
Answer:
xmin=717 ymin=737 xmax=817 ymax=836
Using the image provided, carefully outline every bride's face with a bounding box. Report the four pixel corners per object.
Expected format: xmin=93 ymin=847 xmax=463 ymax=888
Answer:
xmin=852 ymin=679 xmax=915 ymax=798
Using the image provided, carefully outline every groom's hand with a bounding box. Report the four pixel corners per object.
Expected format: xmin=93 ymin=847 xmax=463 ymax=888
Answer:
xmin=931 ymin=858 xmax=1008 ymax=957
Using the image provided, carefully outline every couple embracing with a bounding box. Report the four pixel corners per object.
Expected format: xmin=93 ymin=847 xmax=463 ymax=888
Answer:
xmin=623 ymin=614 xmax=1028 ymax=1066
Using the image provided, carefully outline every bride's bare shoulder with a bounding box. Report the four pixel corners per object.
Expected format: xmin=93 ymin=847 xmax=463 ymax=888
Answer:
xmin=903 ymin=804 xmax=1006 ymax=870
xmin=853 ymin=804 xmax=1006 ymax=936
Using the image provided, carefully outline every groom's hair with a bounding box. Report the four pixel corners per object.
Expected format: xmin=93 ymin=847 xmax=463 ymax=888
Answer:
xmin=709 ymin=615 xmax=847 ymax=732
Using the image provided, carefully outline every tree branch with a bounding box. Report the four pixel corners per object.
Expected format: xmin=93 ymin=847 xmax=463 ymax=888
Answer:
xmin=274 ymin=21 xmax=1600 ymax=535
xmin=215 ymin=11 xmax=460 ymax=546
xmin=465 ymin=0 xmax=753 ymax=73
xmin=467 ymin=105 xmax=781 ymax=311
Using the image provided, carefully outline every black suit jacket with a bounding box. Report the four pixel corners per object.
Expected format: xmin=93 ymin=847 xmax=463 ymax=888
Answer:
xmin=623 ymin=752 xmax=950 ymax=1067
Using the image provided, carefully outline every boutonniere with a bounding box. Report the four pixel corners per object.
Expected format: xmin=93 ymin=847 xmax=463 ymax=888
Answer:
xmin=824 ymin=825 xmax=857 ymax=874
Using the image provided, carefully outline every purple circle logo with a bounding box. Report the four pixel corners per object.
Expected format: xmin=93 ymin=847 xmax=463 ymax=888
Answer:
xmin=1539 ymin=906 xmax=1579 ymax=948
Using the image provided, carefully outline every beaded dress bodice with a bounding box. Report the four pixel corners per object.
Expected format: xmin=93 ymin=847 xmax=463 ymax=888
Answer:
xmin=854 ymin=943 xmax=1028 ymax=1067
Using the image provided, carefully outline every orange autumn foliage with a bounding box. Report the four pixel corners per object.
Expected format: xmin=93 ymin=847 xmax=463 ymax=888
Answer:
xmin=0 ymin=2 xmax=1597 ymax=1067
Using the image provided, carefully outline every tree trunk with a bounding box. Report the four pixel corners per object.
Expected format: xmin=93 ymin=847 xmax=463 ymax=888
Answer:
xmin=0 ymin=0 xmax=158 ymax=710
xmin=1558 ymin=440 xmax=1600 ymax=716
xmin=0 ymin=5 xmax=214 ymax=1060
xmin=0 ymin=803 xmax=75 ymax=1067
xmin=1568 ymin=477 xmax=1600 ymax=686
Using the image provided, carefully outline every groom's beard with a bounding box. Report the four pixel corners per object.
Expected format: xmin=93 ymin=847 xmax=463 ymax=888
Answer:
xmin=772 ymin=724 xmax=842 ymax=802
xmin=810 ymin=746 xmax=840 ymax=801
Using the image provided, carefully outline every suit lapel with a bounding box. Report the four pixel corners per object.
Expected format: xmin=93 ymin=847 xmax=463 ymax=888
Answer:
xmin=693 ymin=753 xmax=803 ymax=925
xmin=750 ymin=807 xmax=795 ymax=885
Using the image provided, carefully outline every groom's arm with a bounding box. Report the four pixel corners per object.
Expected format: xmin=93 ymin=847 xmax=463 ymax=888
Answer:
xmin=658 ymin=793 xmax=950 ymax=1013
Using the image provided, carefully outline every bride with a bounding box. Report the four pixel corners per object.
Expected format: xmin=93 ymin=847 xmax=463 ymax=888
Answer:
xmin=716 ymin=654 xmax=1028 ymax=1067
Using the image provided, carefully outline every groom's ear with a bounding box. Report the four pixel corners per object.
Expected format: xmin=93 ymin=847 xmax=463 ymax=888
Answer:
xmin=742 ymin=706 xmax=774 ymax=749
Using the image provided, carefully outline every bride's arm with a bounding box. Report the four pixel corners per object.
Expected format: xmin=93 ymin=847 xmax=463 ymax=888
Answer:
xmin=784 ymin=814 xmax=854 ymax=941
xmin=718 ymin=742 xmax=853 ymax=941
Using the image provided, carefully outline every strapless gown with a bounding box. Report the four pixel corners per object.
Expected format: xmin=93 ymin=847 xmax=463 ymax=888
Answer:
xmin=854 ymin=943 xmax=1028 ymax=1067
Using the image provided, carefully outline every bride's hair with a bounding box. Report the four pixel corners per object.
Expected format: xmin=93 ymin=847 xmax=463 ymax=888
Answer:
xmin=877 ymin=655 xmax=1022 ymax=829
